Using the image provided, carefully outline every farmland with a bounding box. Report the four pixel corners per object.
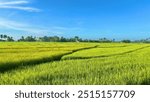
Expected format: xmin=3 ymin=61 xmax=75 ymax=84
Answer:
xmin=0 ymin=42 xmax=150 ymax=85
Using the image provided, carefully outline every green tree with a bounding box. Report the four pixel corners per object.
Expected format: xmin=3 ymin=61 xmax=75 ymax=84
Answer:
xmin=121 ymin=39 xmax=131 ymax=43
xmin=74 ymin=36 xmax=79 ymax=42
xmin=0 ymin=34 xmax=3 ymax=39
xmin=25 ymin=36 xmax=36 ymax=42
xmin=3 ymin=35 xmax=7 ymax=39
xmin=7 ymin=36 xmax=14 ymax=41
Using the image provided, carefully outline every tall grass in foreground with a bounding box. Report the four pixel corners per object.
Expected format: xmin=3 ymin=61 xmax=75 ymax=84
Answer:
xmin=0 ymin=44 xmax=150 ymax=85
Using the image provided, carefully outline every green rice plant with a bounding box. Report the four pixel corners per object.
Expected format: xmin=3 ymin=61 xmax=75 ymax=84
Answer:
xmin=0 ymin=43 xmax=149 ymax=85
xmin=0 ymin=42 xmax=96 ymax=72
xmin=62 ymin=44 xmax=149 ymax=60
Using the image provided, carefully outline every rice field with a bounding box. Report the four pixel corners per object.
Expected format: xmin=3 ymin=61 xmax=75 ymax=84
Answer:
xmin=0 ymin=42 xmax=150 ymax=85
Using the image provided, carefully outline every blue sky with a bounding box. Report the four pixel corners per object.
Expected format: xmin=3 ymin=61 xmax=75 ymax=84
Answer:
xmin=0 ymin=0 xmax=150 ymax=40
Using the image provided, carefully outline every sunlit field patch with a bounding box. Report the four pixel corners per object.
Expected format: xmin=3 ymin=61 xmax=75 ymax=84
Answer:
xmin=0 ymin=42 xmax=150 ymax=85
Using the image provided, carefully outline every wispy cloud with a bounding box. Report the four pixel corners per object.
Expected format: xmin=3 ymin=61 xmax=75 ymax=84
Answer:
xmin=0 ymin=0 xmax=40 ymax=12
xmin=0 ymin=18 xmax=68 ymax=36
xmin=0 ymin=18 xmax=82 ymax=36
xmin=0 ymin=1 xmax=28 ymax=5
xmin=0 ymin=18 xmax=47 ymax=34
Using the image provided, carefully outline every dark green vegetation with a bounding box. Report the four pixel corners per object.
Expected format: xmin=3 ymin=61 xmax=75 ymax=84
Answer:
xmin=1 ymin=34 xmax=150 ymax=43
xmin=0 ymin=42 xmax=150 ymax=85
xmin=0 ymin=34 xmax=14 ymax=41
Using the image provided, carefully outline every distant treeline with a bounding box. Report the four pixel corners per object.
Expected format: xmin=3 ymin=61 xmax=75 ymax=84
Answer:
xmin=0 ymin=34 xmax=150 ymax=43
xmin=0 ymin=34 xmax=14 ymax=42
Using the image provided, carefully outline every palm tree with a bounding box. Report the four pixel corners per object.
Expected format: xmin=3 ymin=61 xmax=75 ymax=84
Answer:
xmin=3 ymin=35 xmax=7 ymax=40
xmin=0 ymin=34 xmax=3 ymax=39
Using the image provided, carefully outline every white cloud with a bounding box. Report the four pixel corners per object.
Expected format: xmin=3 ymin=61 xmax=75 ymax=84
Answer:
xmin=0 ymin=18 xmax=48 ymax=34
xmin=0 ymin=0 xmax=40 ymax=12
xmin=0 ymin=1 xmax=28 ymax=5
xmin=0 ymin=5 xmax=40 ymax=12
xmin=0 ymin=18 xmax=67 ymax=36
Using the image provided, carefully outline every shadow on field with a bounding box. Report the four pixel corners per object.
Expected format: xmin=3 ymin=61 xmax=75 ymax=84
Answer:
xmin=62 ymin=46 xmax=150 ymax=60
xmin=0 ymin=54 xmax=64 ymax=73
xmin=0 ymin=46 xmax=98 ymax=73
xmin=1 ymin=45 xmax=149 ymax=73
xmin=140 ymin=79 xmax=150 ymax=85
